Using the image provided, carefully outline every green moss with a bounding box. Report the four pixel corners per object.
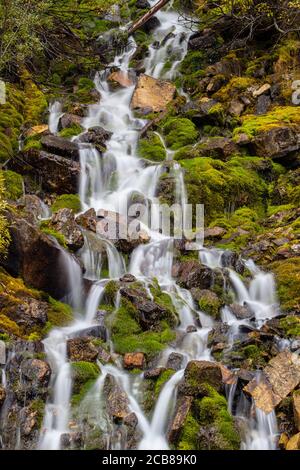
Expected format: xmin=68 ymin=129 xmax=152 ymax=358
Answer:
xmin=47 ymin=297 xmax=73 ymax=328
xmin=23 ymin=134 xmax=43 ymax=151
xmin=138 ymin=132 xmax=166 ymax=162
xmin=177 ymin=413 xmax=199 ymax=450
xmin=51 ymin=194 xmax=81 ymax=214
xmin=30 ymin=398 xmax=45 ymax=428
xmin=154 ymin=369 xmax=175 ymax=399
xmin=214 ymin=77 xmax=255 ymax=103
xmin=41 ymin=227 xmax=67 ymax=248
xmin=71 ymin=361 xmax=100 ymax=406
xmin=234 ymin=106 xmax=300 ymax=139
xmin=75 ymin=77 xmax=98 ymax=104
xmin=103 ymin=280 xmax=119 ymax=305
xmin=161 ymin=118 xmax=198 ymax=150
xmin=22 ymin=73 xmax=48 ymax=126
xmin=279 ymin=316 xmax=300 ymax=338
xmin=241 ymin=345 xmax=266 ymax=368
xmin=270 ymin=258 xmax=300 ymax=313
xmin=198 ymin=292 xmax=222 ymax=319
xmin=59 ymin=124 xmax=83 ymax=138
xmin=0 ymin=314 xmax=21 ymax=336
xmin=1 ymin=170 xmax=23 ymax=200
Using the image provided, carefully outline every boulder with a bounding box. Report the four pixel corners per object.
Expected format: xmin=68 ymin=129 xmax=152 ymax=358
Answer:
xmin=41 ymin=135 xmax=80 ymax=160
xmin=293 ymin=391 xmax=300 ymax=431
xmin=286 ymin=433 xmax=300 ymax=450
xmin=198 ymin=137 xmax=239 ymax=161
xmin=67 ymin=338 xmax=99 ymax=362
xmin=70 ymin=325 xmax=107 ymax=341
xmin=76 ymin=208 xmax=97 ymax=232
xmin=142 ymin=16 xmax=161 ymax=34
xmin=144 ymin=367 xmax=166 ymax=379
xmin=25 ymin=125 xmax=49 ymax=138
xmin=120 ymin=274 xmax=137 ymax=283
xmin=131 ymin=74 xmax=176 ymax=113
xmin=78 ymin=126 xmax=112 ymax=152
xmin=228 ymin=99 xmax=245 ymax=116
xmin=166 ymin=352 xmax=184 ymax=371
xmin=17 ymin=195 xmax=47 ymax=225
xmin=244 ymin=351 xmax=300 ymax=413
xmin=58 ymin=113 xmax=82 ymax=131
xmin=173 ymin=260 xmax=213 ymax=290
xmin=11 ymin=149 xmax=80 ymax=194
xmin=252 ymin=83 xmax=271 ymax=98
xmin=221 ymin=250 xmax=244 ymax=274
xmin=103 ymin=374 xmax=131 ymax=421
xmin=2 ymin=213 xmax=81 ymax=300
xmin=123 ymin=353 xmax=145 ymax=370
xmin=204 ymin=226 xmax=226 ymax=240
xmin=229 ymin=303 xmax=253 ymax=320
xmin=251 ymin=126 xmax=300 ymax=159
xmin=107 ymin=70 xmax=135 ymax=89
xmin=20 ymin=358 xmax=51 ymax=398
xmin=179 ymin=360 xmax=223 ymax=396
xmin=167 ymin=395 xmax=193 ymax=444
xmin=49 ymin=208 xmax=84 ymax=251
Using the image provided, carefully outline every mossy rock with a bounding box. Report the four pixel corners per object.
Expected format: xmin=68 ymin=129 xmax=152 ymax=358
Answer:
xmin=41 ymin=226 xmax=67 ymax=248
xmin=138 ymin=132 xmax=166 ymax=162
xmin=71 ymin=361 xmax=100 ymax=406
xmin=270 ymin=258 xmax=300 ymax=313
xmin=279 ymin=316 xmax=300 ymax=338
xmin=1 ymin=170 xmax=24 ymax=200
xmin=51 ymin=194 xmax=81 ymax=214
xmin=59 ymin=124 xmax=84 ymax=139
xmin=46 ymin=297 xmax=73 ymax=329
xmin=198 ymin=290 xmax=222 ymax=319
xmin=161 ymin=117 xmax=199 ymax=150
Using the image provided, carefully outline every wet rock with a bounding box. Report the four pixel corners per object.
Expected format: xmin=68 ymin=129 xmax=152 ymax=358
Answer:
xmin=166 ymin=352 xmax=184 ymax=371
xmin=1 ymin=297 xmax=48 ymax=330
xmin=198 ymin=137 xmax=239 ymax=161
xmin=131 ymin=74 xmax=176 ymax=113
xmin=208 ymin=323 xmax=230 ymax=350
xmin=123 ymin=353 xmax=145 ymax=370
xmin=186 ymin=325 xmax=197 ymax=333
xmin=98 ymin=346 xmax=112 ymax=364
xmin=25 ymin=125 xmax=49 ymax=138
xmin=179 ymin=360 xmax=222 ymax=396
xmin=67 ymin=338 xmax=99 ymax=362
xmin=41 ymin=135 xmax=80 ymax=160
xmin=103 ymin=374 xmax=131 ymax=421
xmin=1 ymin=213 xmax=81 ymax=300
xmin=19 ymin=406 xmax=43 ymax=449
xmin=188 ymin=30 xmax=218 ymax=51
xmin=293 ymin=391 xmax=300 ymax=431
xmin=58 ymin=113 xmax=82 ymax=131
xmin=167 ymin=395 xmax=193 ymax=444
xmin=197 ymin=289 xmax=222 ymax=319
xmin=17 ymin=195 xmax=46 ymax=225
xmin=221 ymin=250 xmax=244 ymax=274
xmin=244 ymin=351 xmax=300 ymax=413
xmin=229 ymin=303 xmax=253 ymax=320
xmin=49 ymin=208 xmax=84 ymax=251
xmin=0 ymin=385 xmax=6 ymax=407
xmin=60 ymin=432 xmax=83 ymax=450
xmin=251 ymin=126 xmax=300 ymax=160
xmin=11 ymin=149 xmax=80 ymax=194
xmin=70 ymin=325 xmax=107 ymax=341
xmin=142 ymin=16 xmax=161 ymax=34
xmin=107 ymin=70 xmax=135 ymax=89
xmin=173 ymin=260 xmax=213 ymax=290
xmin=76 ymin=208 xmax=97 ymax=232
xmin=120 ymin=274 xmax=137 ymax=283
xmin=144 ymin=367 xmax=166 ymax=379
xmin=78 ymin=126 xmax=112 ymax=152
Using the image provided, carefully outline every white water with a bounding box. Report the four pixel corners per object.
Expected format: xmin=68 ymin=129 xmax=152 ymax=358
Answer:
xmin=48 ymin=101 xmax=63 ymax=134
xmin=38 ymin=2 xmax=283 ymax=451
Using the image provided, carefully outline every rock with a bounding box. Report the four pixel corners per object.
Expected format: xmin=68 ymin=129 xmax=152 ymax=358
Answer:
xmin=12 ymin=149 xmax=80 ymax=194
xmin=256 ymin=95 xmax=271 ymax=115
xmin=173 ymin=260 xmax=213 ymax=290
xmin=197 ymin=289 xmax=222 ymax=319
xmin=221 ymin=250 xmax=244 ymax=274
xmin=1 ymin=213 xmax=82 ymax=300
xmin=244 ymin=351 xmax=300 ymax=413
xmin=228 ymin=99 xmax=245 ymax=116
xmin=0 ymin=385 xmax=6 ymax=407
xmin=144 ymin=367 xmax=166 ymax=379
xmin=188 ymin=30 xmax=218 ymax=51
xmin=252 ymin=126 xmax=300 ymax=160
xmin=120 ymin=274 xmax=137 ymax=283
xmin=76 ymin=208 xmax=97 ymax=232
xmin=179 ymin=360 xmax=222 ymax=396
xmin=198 ymin=137 xmax=239 ymax=161
xmin=136 ymin=0 xmax=150 ymax=8
xmin=67 ymin=338 xmax=99 ymax=362
xmin=166 ymin=353 xmax=184 ymax=371
xmin=204 ymin=227 xmax=226 ymax=240
xmin=78 ymin=126 xmax=112 ymax=152
xmin=278 ymin=432 xmax=289 ymax=450
xmin=229 ymin=303 xmax=253 ymax=320
xmin=286 ymin=433 xmax=300 ymax=450
xmin=41 ymin=135 xmax=80 ymax=160
xmin=107 ymin=70 xmax=135 ymax=89
xmin=49 ymin=208 xmax=84 ymax=251
xmin=186 ymin=325 xmax=197 ymax=333
xmin=208 ymin=323 xmax=230 ymax=350
xmin=58 ymin=113 xmax=82 ymax=131
xmin=25 ymin=125 xmax=49 ymax=137
xmin=2 ymin=297 xmax=48 ymax=330
xmin=293 ymin=391 xmax=300 ymax=431
xmin=103 ymin=374 xmax=131 ymax=421
xmin=142 ymin=16 xmax=161 ymax=33
xmin=0 ymin=340 xmax=5 ymax=365
xmin=167 ymin=395 xmax=193 ymax=444
xmin=123 ymin=353 xmax=145 ymax=370
xmin=60 ymin=432 xmax=83 ymax=450
xmin=131 ymin=74 xmax=176 ymax=113
xmin=17 ymin=195 xmax=47 ymax=225
xmin=253 ymin=83 xmax=271 ymax=98
xmin=70 ymin=325 xmax=107 ymax=341
xmin=20 ymin=358 xmax=51 ymax=398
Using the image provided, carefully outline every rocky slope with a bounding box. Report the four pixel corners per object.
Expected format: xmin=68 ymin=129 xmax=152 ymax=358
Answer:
xmin=0 ymin=0 xmax=299 ymax=451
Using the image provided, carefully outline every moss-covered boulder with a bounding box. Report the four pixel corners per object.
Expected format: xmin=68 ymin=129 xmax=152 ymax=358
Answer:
xmin=161 ymin=117 xmax=199 ymax=150
xmin=138 ymin=132 xmax=166 ymax=162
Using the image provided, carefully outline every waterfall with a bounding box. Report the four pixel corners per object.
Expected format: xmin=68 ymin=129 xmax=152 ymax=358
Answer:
xmin=48 ymin=101 xmax=63 ymax=134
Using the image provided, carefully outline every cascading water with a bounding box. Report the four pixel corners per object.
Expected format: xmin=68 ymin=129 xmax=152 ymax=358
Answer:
xmin=48 ymin=101 xmax=63 ymax=134
xmin=38 ymin=2 xmax=285 ymax=452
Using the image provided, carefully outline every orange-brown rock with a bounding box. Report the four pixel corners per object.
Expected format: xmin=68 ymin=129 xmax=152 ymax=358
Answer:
xmin=123 ymin=352 xmax=145 ymax=370
xmin=108 ymin=71 xmax=134 ymax=89
xmin=131 ymin=74 xmax=176 ymax=113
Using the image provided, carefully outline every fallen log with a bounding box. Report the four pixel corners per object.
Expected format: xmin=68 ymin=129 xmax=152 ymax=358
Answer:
xmin=128 ymin=0 xmax=171 ymax=36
